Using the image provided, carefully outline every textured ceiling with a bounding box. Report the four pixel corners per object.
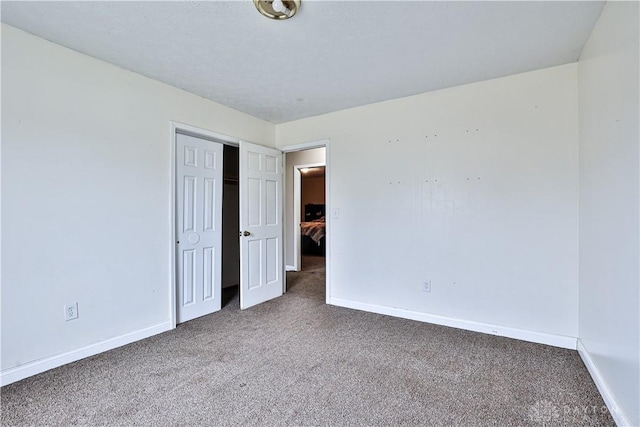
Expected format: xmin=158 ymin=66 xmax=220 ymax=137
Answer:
xmin=1 ymin=1 xmax=604 ymax=124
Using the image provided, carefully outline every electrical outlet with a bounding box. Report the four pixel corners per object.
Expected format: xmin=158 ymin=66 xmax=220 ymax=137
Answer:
xmin=65 ymin=303 xmax=79 ymax=321
xmin=422 ymin=280 xmax=431 ymax=293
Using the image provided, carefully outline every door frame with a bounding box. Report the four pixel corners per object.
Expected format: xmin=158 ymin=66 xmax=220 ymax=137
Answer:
xmin=280 ymin=139 xmax=331 ymax=303
xmin=169 ymin=121 xmax=241 ymax=329
xmin=292 ymin=162 xmax=325 ymax=272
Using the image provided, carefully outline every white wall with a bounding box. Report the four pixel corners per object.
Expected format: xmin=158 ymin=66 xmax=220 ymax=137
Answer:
xmin=284 ymin=148 xmax=325 ymax=268
xmin=577 ymin=2 xmax=640 ymax=425
xmin=277 ymin=64 xmax=579 ymax=344
xmin=1 ymin=25 xmax=274 ymax=379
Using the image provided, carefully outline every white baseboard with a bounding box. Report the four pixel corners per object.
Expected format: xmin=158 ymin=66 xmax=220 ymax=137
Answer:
xmin=577 ymin=339 xmax=632 ymax=427
xmin=285 ymin=265 xmax=296 ymax=272
xmin=329 ymin=297 xmax=577 ymax=350
xmin=1 ymin=321 xmax=172 ymax=387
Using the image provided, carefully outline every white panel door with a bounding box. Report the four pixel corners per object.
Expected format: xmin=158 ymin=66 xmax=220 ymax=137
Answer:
xmin=239 ymin=141 xmax=284 ymax=309
xmin=176 ymin=133 xmax=224 ymax=323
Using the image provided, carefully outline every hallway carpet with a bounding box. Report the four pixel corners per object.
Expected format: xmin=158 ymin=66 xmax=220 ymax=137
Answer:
xmin=1 ymin=258 xmax=612 ymax=426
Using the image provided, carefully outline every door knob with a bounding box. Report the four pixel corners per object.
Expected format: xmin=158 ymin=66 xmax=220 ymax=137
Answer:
xmin=243 ymin=231 xmax=251 ymax=236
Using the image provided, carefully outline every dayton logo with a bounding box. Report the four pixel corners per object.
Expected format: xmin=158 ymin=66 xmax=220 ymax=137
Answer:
xmin=529 ymin=400 xmax=560 ymax=424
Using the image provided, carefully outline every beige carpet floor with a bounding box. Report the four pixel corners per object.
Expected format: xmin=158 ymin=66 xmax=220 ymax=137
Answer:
xmin=1 ymin=255 xmax=613 ymax=426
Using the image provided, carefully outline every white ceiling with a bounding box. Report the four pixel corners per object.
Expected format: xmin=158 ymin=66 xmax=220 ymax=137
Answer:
xmin=1 ymin=1 xmax=604 ymax=124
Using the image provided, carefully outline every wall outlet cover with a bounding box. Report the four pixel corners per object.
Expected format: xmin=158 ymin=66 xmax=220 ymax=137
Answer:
xmin=65 ymin=303 xmax=79 ymax=321
xmin=423 ymin=281 xmax=431 ymax=292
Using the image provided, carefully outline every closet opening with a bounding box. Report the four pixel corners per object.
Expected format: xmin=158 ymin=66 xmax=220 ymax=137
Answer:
xmin=221 ymin=144 xmax=240 ymax=307
xmin=172 ymin=123 xmax=287 ymax=324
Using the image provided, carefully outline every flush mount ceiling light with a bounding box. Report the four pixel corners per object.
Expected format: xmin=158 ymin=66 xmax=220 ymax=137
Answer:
xmin=254 ymin=0 xmax=300 ymax=20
